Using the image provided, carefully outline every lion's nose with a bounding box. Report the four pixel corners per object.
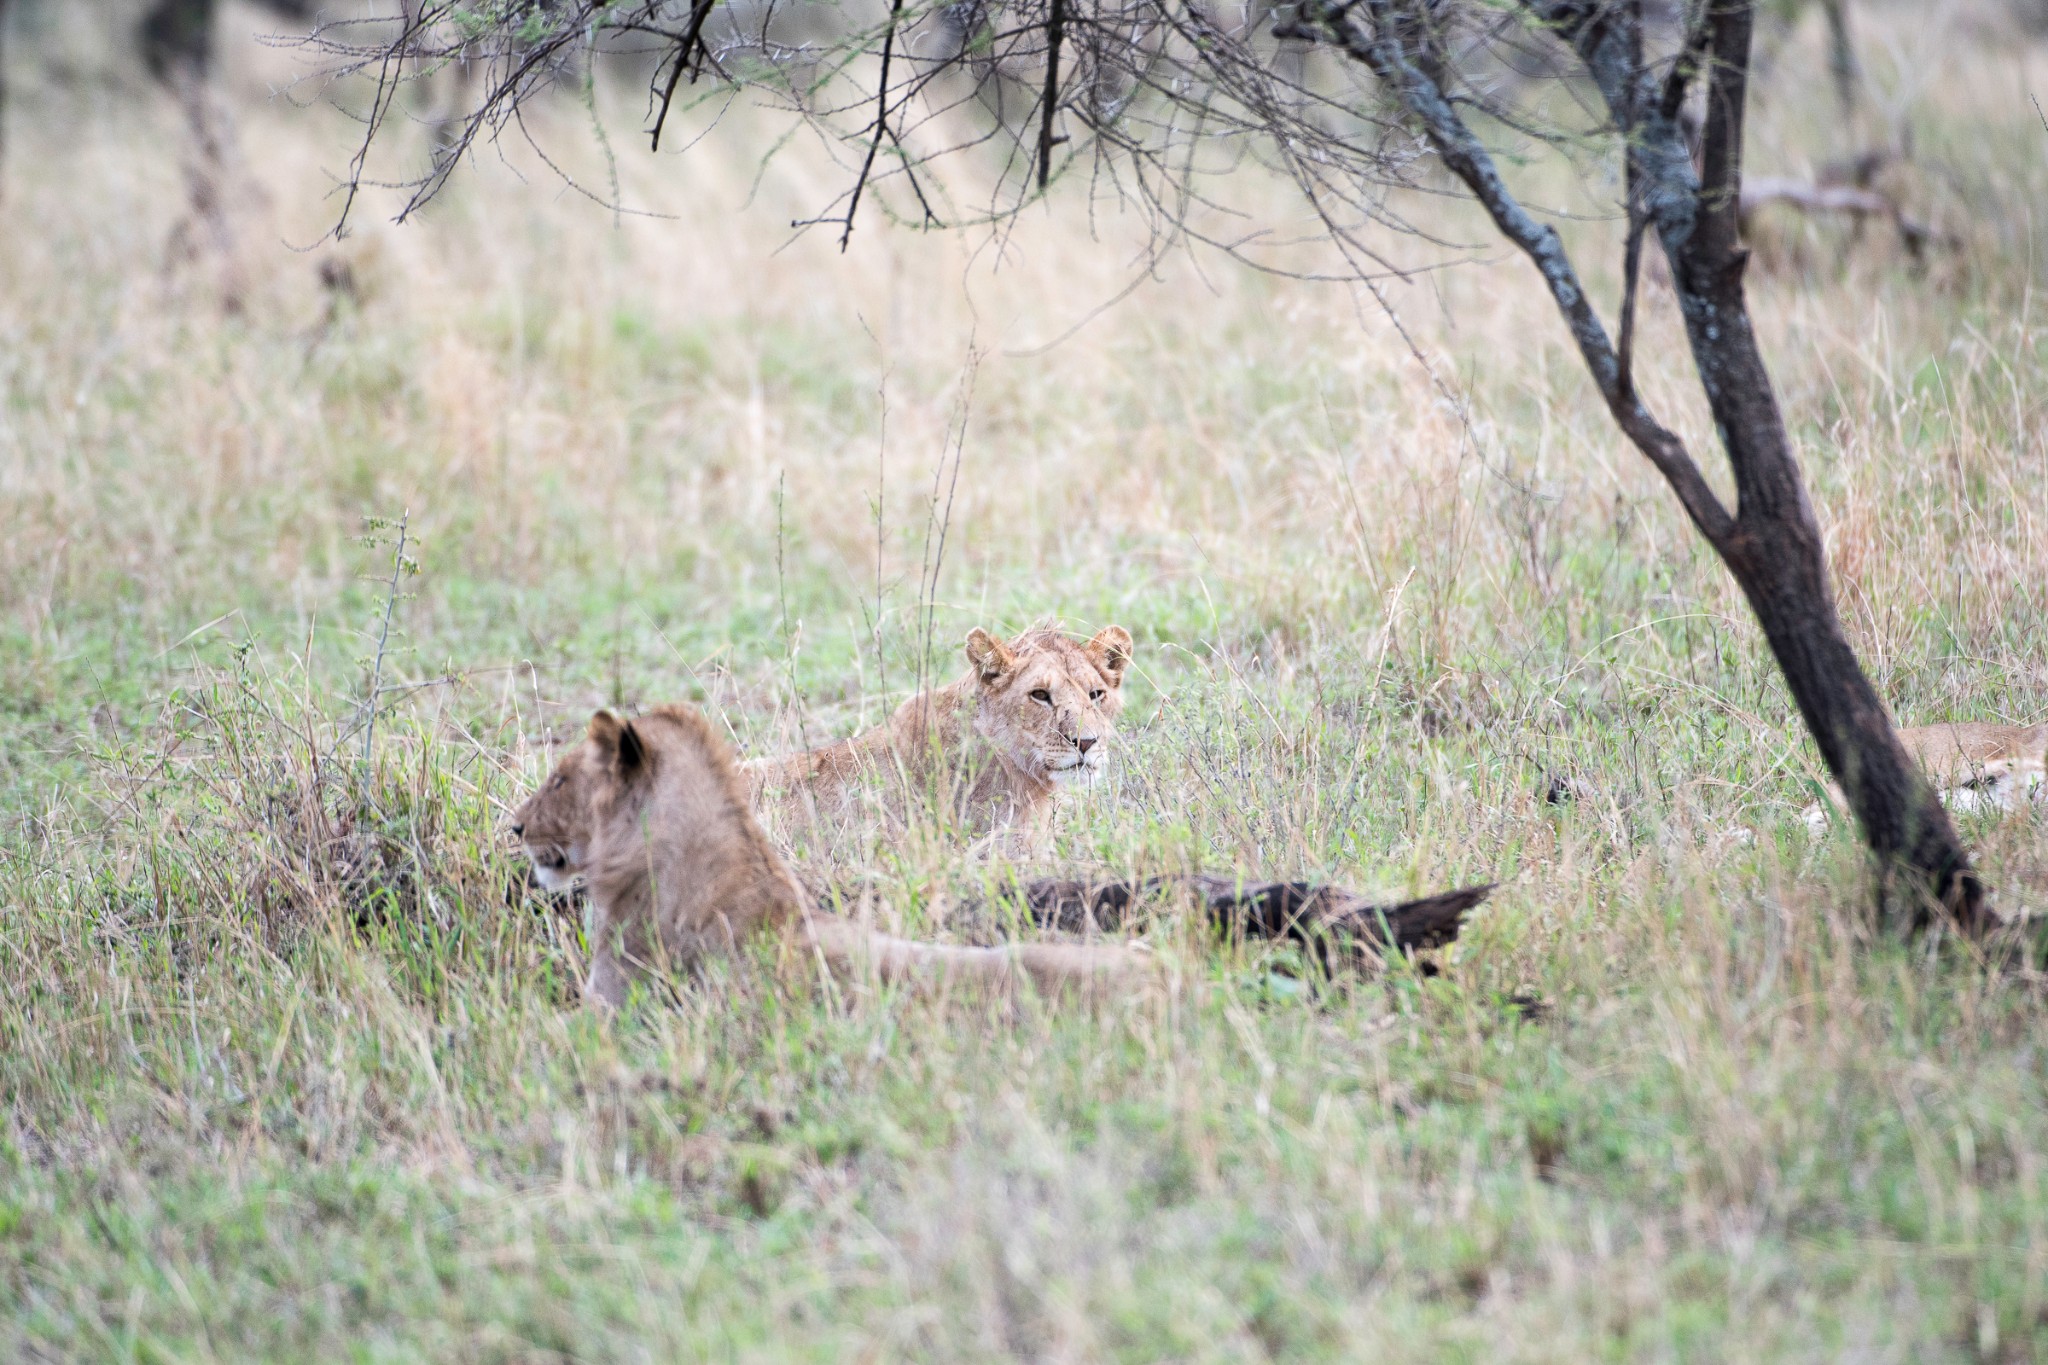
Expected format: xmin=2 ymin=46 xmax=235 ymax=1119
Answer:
xmin=510 ymin=822 xmax=524 ymax=837
xmin=1077 ymin=736 xmax=1097 ymax=754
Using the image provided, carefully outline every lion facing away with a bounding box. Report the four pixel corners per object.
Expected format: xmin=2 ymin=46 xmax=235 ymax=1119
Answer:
xmin=510 ymin=705 xmax=1157 ymax=1007
xmin=742 ymin=624 xmax=1133 ymax=840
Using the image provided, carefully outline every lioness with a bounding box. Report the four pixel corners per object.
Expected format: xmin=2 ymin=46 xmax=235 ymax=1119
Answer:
xmin=742 ymin=624 xmax=1133 ymax=838
xmin=1804 ymin=722 xmax=2048 ymax=833
xmin=511 ymin=705 xmax=1157 ymax=1006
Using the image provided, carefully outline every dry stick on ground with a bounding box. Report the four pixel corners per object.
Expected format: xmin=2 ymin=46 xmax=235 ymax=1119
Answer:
xmin=1739 ymin=176 xmax=1937 ymax=260
xmin=1314 ymin=0 xmax=1982 ymax=930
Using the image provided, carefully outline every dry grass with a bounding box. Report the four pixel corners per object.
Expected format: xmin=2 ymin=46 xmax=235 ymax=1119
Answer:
xmin=3 ymin=3 xmax=2048 ymax=1359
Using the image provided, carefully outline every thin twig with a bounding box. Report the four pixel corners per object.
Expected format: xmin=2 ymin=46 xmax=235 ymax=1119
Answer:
xmin=775 ymin=472 xmax=809 ymax=752
xmin=915 ymin=350 xmax=976 ymax=696
xmin=362 ymin=509 xmax=410 ymax=765
xmin=884 ymin=123 xmax=942 ymax=228
xmin=873 ymin=373 xmax=889 ymax=697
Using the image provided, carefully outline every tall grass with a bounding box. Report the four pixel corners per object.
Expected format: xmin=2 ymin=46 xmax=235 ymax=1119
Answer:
xmin=2 ymin=4 xmax=2048 ymax=1357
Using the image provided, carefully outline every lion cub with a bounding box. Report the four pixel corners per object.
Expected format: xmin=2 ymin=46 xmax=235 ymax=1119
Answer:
xmin=1805 ymin=722 xmax=2047 ymax=833
xmin=511 ymin=705 xmax=1158 ymax=1007
xmin=743 ymin=624 xmax=1133 ymax=841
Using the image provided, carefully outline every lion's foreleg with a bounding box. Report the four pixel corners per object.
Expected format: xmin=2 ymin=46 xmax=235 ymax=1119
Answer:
xmin=582 ymin=902 xmax=650 ymax=1008
xmin=584 ymin=943 xmax=630 ymax=1008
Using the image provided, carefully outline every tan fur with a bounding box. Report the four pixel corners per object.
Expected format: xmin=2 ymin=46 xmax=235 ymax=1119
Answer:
xmin=510 ymin=704 xmax=1156 ymax=1007
xmin=743 ymin=624 xmax=1135 ymax=837
xmin=1803 ymin=722 xmax=2048 ymax=832
xmin=1892 ymin=723 xmax=2048 ymax=782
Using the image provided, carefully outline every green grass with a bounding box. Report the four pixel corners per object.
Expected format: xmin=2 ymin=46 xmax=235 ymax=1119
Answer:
xmin=4 ymin=6 xmax=2048 ymax=1359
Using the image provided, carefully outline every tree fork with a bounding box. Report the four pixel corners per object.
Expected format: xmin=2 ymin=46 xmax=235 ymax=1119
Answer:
xmin=1343 ymin=0 xmax=1985 ymax=930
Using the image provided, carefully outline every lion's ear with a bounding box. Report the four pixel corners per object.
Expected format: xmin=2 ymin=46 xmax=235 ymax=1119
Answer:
xmin=964 ymin=628 xmax=1017 ymax=685
xmin=1086 ymin=625 xmax=1134 ymax=686
xmin=587 ymin=710 xmax=646 ymax=773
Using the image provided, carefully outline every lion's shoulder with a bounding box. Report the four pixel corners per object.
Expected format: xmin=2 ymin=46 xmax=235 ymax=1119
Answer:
xmin=742 ymin=678 xmax=977 ymax=794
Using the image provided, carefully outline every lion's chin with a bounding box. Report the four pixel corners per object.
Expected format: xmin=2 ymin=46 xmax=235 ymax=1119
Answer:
xmin=526 ymin=850 xmax=583 ymax=892
xmin=1045 ymin=760 xmax=1105 ymax=788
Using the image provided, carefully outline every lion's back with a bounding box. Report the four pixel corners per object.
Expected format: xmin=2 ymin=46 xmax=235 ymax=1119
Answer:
xmin=1897 ymin=722 xmax=2048 ymax=778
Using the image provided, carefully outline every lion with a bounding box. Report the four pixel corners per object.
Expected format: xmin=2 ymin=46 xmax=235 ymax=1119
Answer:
xmin=1803 ymin=722 xmax=2048 ymax=833
xmin=742 ymin=624 xmax=1135 ymax=840
xmin=510 ymin=705 xmax=1158 ymax=1007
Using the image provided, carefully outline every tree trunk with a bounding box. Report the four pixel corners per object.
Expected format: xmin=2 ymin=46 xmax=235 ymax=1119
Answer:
xmin=140 ymin=0 xmax=216 ymax=81
xmin=1345 ymin=0 xmax=1987 ymax=931
xmin=1820 ymin=0 xmax=1859 ymax=116
xmin=1663 ymin=308 xmax=1984 ymax=930
xmin=1727 ymin=532 xmax=1981 ymax=926
xmin=1661 ymin=2 xmax=1984 ymax=930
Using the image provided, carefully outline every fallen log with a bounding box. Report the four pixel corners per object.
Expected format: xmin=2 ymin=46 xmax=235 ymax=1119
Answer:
xmin=1011 ymin=874 xmax=1493 ymax=970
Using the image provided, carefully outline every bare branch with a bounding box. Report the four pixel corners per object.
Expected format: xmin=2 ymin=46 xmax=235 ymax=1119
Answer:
xmin=1322 ymin=0 xmax=1733 ymax=545
xmin=1038 ymin=0 xmax=1066 ymax=190
xmin=1659 ymin=1 xmax=1708 ymax=123
xmin=650 ymin=0 xmax=717 ymax=151
xmin=834 ymin=0 xmax=903 ymax=249
xmin=1616 ymin=0 xmax=1646 ymax=398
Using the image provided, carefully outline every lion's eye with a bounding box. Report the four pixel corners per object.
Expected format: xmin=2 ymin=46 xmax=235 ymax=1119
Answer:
xmin=1089 ymin=690 xmax=1105 ymax=701
xmin=1029 ymin=689 xmax=1052 ymax=704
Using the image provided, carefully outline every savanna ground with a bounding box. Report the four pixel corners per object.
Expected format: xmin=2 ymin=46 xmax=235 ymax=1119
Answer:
xmin=4 ymin=3 xmax=2048 ymax=1358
